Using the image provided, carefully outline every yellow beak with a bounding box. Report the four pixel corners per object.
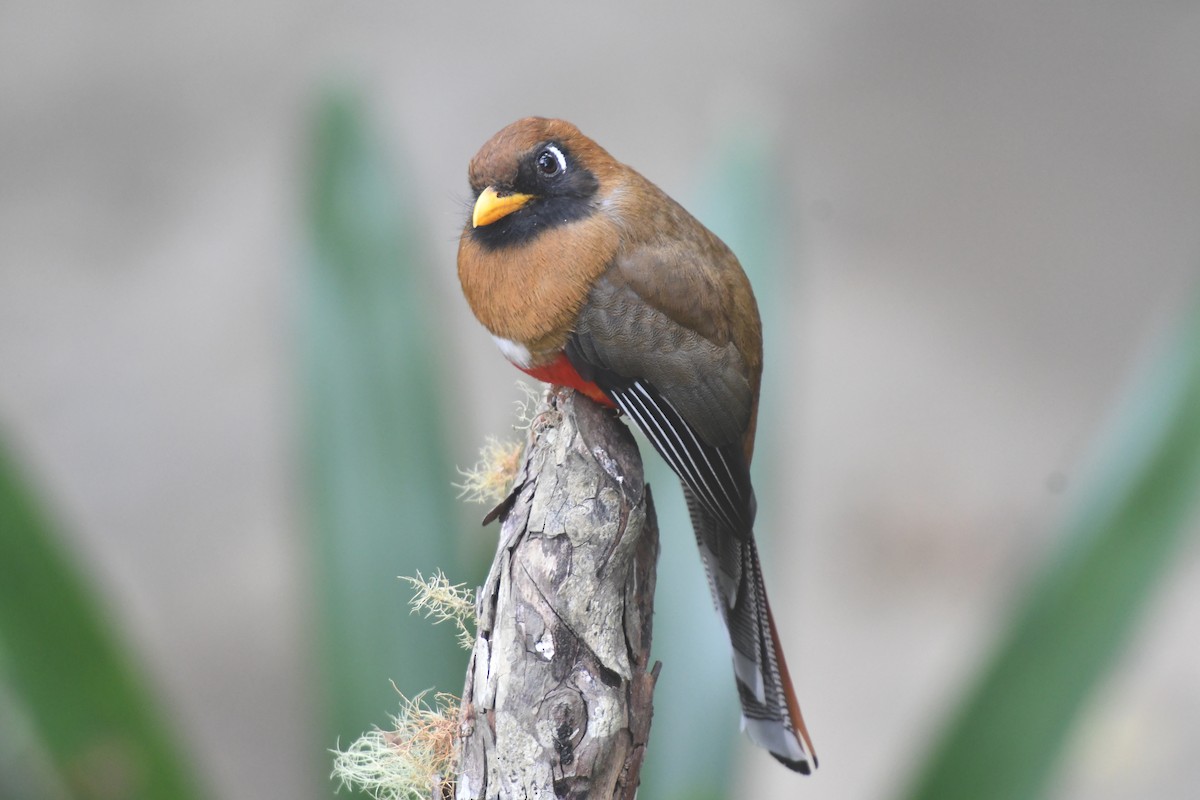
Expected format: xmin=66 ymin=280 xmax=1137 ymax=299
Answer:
xmin=472 ymin=186 xmax=534 ymax=228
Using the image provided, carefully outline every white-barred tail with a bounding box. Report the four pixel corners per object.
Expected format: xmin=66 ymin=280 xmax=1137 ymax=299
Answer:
xmin=684 ymin=488 xmax=817 ymax=774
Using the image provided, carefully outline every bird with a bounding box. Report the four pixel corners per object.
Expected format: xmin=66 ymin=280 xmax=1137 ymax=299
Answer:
xmin=456 ymin=117 xmax=816 ymax=774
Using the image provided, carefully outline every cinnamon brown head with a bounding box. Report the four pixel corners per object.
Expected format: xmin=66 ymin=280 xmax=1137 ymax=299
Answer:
xmin=465 ymin=117 xmax=622 ymax=250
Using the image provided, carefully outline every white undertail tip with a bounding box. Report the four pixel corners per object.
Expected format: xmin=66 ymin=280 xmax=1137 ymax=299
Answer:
xmin=741 ymin=715 xmax=815 ymax=775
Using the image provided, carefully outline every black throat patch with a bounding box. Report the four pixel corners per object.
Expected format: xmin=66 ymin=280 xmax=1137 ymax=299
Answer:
xmin=469 ymin=144 xmax=601 ymax=250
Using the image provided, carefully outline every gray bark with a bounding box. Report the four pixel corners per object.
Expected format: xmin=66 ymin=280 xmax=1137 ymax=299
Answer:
xmin=455 ymin=389 xmax=660 ymax=800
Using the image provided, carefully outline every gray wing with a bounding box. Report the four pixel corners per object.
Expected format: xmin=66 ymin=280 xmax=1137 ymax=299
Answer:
xmin=564 ymin=269 xmax=757 ymax=535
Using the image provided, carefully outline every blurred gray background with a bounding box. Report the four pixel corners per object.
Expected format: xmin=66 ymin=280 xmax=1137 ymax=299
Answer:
xmin=2 ymin=2 xmax=1199 ymax=798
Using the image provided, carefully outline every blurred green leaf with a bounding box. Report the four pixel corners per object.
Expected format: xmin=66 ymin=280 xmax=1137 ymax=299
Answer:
xmin=903 ymin=293 xmax=1200 ymax=800
xmin=299 ymin=91 xmax=467 ymax=788
xmin=0 ymin=435 xmax=204 ymax=800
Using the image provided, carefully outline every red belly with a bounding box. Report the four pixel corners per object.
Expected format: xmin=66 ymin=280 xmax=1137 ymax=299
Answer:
xmin=517 ymin=353 xmax=615 ymax=408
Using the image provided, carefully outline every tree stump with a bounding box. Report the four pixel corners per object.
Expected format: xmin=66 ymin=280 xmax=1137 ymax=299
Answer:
xmin=455 ymin=388 xmax=660 ymax=800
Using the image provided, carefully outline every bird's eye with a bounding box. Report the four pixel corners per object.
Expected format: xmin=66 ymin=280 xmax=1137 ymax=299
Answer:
xmin=536 ymin=145 xmax=566 ymax=177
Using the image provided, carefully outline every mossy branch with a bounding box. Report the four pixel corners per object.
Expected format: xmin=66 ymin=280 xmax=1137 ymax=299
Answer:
xmin=333 ymin=388 xmax=660 ymax=800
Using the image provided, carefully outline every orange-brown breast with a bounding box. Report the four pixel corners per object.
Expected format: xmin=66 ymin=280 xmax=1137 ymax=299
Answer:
xmin=457 ymin=204 xmax=620 ymax=365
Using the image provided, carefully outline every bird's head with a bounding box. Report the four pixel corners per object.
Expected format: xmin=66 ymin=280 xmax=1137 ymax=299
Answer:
xmin=465 ymin=117 xmax=618 ymax=249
